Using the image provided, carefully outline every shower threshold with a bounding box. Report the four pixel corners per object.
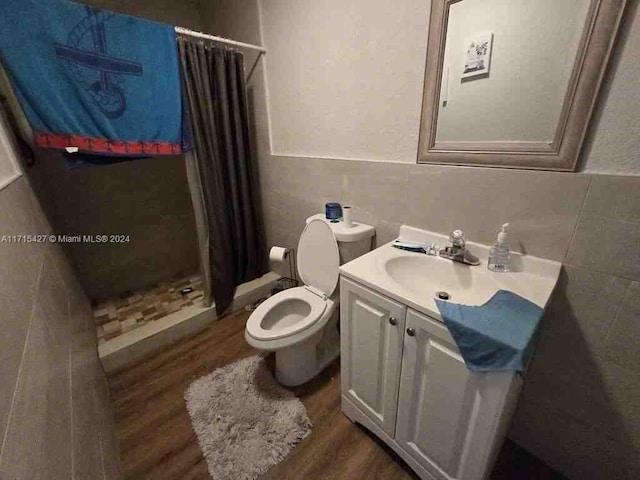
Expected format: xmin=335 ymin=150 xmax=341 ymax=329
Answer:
xmin=97 ymin=271 xmax=279 ymax=373
xmin=94 ymin=274 xmax=206 ymax=343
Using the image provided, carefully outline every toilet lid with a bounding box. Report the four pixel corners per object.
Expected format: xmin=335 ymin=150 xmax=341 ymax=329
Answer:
xmin=297 ymin=219 xmax=340 ymax=296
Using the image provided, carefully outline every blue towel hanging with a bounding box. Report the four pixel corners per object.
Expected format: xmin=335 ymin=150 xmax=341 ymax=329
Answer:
xmin=0 ymin=0 xmax=191 ymax=158
xmin=435 ymin=290 xmax=545 ymax=372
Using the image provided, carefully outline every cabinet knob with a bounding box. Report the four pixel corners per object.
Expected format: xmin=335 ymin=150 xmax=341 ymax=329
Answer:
xmin=406 ymin=327 xmax=416 ymax=337
xmin=389 ymin=316 xmax=397 ymax=326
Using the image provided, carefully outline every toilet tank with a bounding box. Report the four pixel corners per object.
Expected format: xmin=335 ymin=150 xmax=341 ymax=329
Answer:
xmin=305 ymin=214 xmax=375 ymax=264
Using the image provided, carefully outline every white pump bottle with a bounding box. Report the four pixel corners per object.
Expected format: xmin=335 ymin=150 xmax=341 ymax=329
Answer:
xmin=488 ymin=223 xmax=510 ymax=272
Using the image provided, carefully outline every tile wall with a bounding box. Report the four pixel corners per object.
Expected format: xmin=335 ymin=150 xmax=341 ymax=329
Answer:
xmin=28 ymin=152 xmax=200 ymax=301
xmin=259 ymin=155 xmax=640 ymax=479
xmin=511 ymin=174 xmax=640 ymax=479
xmin=0 ymin=177 xmax=121 ymax=479
xmin=260 ymin=156 xmax=591 ymax=261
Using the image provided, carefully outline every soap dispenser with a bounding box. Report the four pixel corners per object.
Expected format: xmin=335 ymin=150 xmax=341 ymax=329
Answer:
xmin=488 ymin=223 xmax=510 ymax=272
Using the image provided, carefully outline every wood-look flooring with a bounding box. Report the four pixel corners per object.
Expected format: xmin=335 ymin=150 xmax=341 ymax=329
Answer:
xmin=108 ymin=309 xmax=565 ymax=480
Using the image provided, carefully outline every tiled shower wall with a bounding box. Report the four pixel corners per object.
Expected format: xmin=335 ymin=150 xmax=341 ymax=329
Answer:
xmin=259 ymin=156 xmax=640 ymax=479
xmin=29 ymin=152 xmax=200 ymax=301
xmin=0 ymin=177 xmax=120 ymax=479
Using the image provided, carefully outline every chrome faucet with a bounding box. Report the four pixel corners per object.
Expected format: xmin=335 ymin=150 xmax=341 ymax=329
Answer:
xmin=438 ymin=229 xmax=481 ymax=266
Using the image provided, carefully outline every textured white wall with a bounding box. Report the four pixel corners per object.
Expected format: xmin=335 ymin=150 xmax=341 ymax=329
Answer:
xmin=436 ymin=0 xmax=589 ymax=143
xmin=259 ymin=0 xmax=639 ymax=174
xmin=261 ymin=0 xmax=430 ymax=163
xmin=583 ymin=2 xmax=640 ymax=175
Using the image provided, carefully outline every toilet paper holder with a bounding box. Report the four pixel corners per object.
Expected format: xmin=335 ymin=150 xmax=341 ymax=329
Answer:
xmin=269 ymin=246 xmax=299 ymax=292
xmin=282 ymin=248 xmax=298 ymax=290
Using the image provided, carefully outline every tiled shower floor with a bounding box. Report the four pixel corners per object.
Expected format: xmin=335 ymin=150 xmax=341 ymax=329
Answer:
xmin=93 ymin=274 xmax=205 ymax=343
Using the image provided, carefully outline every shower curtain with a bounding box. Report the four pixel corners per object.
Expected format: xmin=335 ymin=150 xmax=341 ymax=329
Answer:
xmin=178 ymin=38 xmax=267 ymax=316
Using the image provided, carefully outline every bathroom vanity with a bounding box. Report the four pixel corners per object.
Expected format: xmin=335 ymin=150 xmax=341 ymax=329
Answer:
xmin=338 ymin=226 xmax=561 ymax=480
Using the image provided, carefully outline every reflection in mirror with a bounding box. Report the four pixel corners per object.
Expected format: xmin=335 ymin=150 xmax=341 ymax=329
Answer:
xmin=436 ymin=0 xmax=591 ymax=147
xmin=418 ymin=0 xmax=627 ymax=171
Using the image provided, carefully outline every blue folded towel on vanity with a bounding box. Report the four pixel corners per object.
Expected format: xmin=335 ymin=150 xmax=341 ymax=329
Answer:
xmin=435 ymin=290 xmax=544 ymax=372
xmin=0 ymin=0 xmax=191 ymax=160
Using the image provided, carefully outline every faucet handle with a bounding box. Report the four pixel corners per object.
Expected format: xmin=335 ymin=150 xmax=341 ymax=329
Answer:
xmin=450 ymin=229 xmax=465 ymax=247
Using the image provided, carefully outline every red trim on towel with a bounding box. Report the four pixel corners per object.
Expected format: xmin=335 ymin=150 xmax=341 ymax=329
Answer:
xmin=34 ymin=131 xmax=183 ymax=155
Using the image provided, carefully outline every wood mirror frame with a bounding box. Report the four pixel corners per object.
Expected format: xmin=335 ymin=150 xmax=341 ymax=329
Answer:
xmin=418 ymin=0 xmax=627 ymax=171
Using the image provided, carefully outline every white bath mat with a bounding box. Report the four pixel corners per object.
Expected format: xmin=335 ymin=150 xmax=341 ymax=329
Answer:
xmin=185 ymin=355 xmax=312 ymax=479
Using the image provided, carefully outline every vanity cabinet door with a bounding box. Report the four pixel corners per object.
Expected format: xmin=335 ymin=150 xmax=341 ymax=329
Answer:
xmin=340 ymin=277 xmax=406 ymax=437
xmin=396 ymin=309 xmax=515 ymax=480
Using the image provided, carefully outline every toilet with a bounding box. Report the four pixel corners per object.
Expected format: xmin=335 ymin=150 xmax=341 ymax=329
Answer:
xmin=245 ymin=214 xmax=375 ymax=386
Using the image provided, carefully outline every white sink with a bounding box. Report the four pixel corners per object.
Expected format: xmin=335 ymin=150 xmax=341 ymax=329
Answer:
xmin=339 ymin=225 xmax=562 ymax=320
xmin=382 ymin=254 xmax=501 ymax=306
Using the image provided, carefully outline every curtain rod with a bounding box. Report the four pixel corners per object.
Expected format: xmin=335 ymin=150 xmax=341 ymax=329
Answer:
xmin=174 ymin=26 xmax=267 ymax=53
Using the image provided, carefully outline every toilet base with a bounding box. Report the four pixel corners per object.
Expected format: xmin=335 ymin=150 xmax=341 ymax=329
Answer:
xmin=275 ymin=316 xmax=340 ymax=387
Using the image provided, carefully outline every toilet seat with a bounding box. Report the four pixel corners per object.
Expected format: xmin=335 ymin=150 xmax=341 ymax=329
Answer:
xmin=244 ymin=215 xmax=374 ymax=386
xmin=246 ymin=286 xmax=329 ymax=341
xmin=246 ymin=219 xmax=341 ymax=350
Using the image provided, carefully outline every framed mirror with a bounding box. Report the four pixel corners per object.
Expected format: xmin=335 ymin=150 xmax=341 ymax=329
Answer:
xmin=418 ymin=0 xmax=627 ymax=171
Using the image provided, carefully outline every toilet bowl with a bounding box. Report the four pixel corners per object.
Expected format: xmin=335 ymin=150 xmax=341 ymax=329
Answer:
xmin=245 ymin=215 xmax=374 ymax=386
